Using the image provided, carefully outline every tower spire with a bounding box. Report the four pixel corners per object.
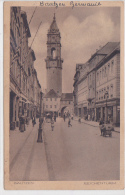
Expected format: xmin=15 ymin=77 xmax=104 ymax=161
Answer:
xmin=53 ymin=12 xmax=56 ymax=21
xmin=49 ymin=12 xmax=58 ymax=32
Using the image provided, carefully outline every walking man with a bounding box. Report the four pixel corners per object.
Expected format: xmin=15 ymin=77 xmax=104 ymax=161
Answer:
xmin=63 ymin=113 xmax=65 ymax=122
xmin=99 ymin=118 xmax=104 ymax=136
xmin=68 ymin=116 xmax=72 ymax=127
xmin=37 ymin=116 xmax=44 ymax=143
xmin=32 ymin=116 xmax=35 ymax=127
xmin=51 ymin=117 xmax=54 ymax=131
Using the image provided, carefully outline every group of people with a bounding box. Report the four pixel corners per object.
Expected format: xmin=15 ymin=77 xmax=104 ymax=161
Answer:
xmin=99 ymin=117 xmax=114 ymax=136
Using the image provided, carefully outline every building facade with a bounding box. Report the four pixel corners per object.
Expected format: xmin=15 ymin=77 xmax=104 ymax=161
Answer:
xmin=10 ymin=7 xmax=42 ymax=130
xmin=95 ymin=44 xmax=120 ymax=125
xmin=73 ymin=64 xmax=88 ymax=118
xmin=73 ymin=42 xmax=120 ymax=125
xmin=73 ymin=64 xmax=81 ymax=116
xmin=43 ymin=89 xmax=60 ymax=116
xmin=77 ymin=63 xmax=88 ymax=118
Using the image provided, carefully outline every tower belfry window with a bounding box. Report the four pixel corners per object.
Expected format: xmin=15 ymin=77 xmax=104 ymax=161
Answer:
xmin=51 ymin=48 xmax=56 ymax=59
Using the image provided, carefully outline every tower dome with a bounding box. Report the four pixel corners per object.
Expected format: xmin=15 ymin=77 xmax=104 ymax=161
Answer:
xmin=49 ymin=13 xmax=59 ymax=33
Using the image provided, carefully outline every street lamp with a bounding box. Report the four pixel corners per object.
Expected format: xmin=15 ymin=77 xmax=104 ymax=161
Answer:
xmin=105 ymin=91 xmax=109 ymax=123
xmin=37 ymin=92 xmax=43 ymax=143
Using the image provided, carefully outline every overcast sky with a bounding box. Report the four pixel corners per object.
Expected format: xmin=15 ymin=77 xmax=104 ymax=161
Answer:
xmin=22 ymin=6 xmax=120 ymax=93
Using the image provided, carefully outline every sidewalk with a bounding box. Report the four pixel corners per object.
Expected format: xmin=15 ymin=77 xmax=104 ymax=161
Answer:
xmin=74 ymin=117 xmax=120 ymax=133
xmin=10 ymin=118 xmax=49 ymax=181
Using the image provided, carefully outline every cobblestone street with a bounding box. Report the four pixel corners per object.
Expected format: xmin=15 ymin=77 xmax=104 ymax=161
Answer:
xmin=10 ymin=118 xmax=120 ymax=181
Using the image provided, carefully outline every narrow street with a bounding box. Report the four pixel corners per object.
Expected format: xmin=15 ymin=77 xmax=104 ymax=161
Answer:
xmin=10 ymin=118 xmax=120 ymax=181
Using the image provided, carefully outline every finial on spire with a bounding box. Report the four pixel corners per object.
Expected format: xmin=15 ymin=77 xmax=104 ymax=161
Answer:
xmin=53 ymin=12 xmax=56 ymax=21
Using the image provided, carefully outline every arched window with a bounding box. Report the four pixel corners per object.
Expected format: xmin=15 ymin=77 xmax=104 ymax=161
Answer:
xmin=51 ymin=48 xmax=56 ymax=59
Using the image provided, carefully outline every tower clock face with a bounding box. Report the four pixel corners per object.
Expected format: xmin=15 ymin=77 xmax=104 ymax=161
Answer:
xmin=50 ymin=61 xmax=56 ymax=67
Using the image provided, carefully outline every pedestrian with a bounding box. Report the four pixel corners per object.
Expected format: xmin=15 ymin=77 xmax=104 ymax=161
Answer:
xmin=99 ymin=118 xmax=104 ymax=136
xmin=54 ymin=114 xmax=56 ymax=122
xmin=68 ymin=116 xmax=72 ymax=127
xmin=37 ymin=116 xmax=44 ymax=142
xmin=78 ymin=116 xmax=81 ymax=123
xmin=51 ymin=117 xmax=54 ymax=131
xmin=32 ymin=116 xmax=35 ymax=127
xmin=63 ymin=113 xmax=65 ymax=122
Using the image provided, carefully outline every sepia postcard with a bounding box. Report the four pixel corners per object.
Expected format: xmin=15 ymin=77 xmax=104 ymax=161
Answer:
xmin=4 ymin=1 xmax=124 ymax=190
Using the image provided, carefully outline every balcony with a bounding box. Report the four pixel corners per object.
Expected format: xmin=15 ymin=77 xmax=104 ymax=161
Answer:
xmin=87 ymin=94 xmax=95 ymax=101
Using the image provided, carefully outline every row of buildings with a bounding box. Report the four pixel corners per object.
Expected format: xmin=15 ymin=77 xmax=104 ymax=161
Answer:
xmin=10 ymin=7 xmax=42 ymax=130
xmin=73 ymin=42 xmax=120 ymax=126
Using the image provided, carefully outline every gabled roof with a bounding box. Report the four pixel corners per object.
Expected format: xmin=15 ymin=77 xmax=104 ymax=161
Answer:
xmin=97 ymin=42 xmax=120 ymax=55
xmin=61 ymin=93 xmax=73 ymax=101
xmin=88 ymin=42 xmax=120 ymax=62
xmin=96 ymin=42 xmax=120 ymax=69
xmin=44 ymin=89 xmax=59 ymax=98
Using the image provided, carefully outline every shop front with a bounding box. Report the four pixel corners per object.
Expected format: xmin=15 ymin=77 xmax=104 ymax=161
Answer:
xmin=10 ymin=90 xmax=20 ymax=130
xmin=95 ymin=98 xmax=120 ymax=125
xmin=96 ymin=107 xmax=101 ymax=122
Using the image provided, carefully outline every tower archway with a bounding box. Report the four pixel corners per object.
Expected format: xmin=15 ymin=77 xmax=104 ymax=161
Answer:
xmin=61 ymin=106 xmax=70 ymax=117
